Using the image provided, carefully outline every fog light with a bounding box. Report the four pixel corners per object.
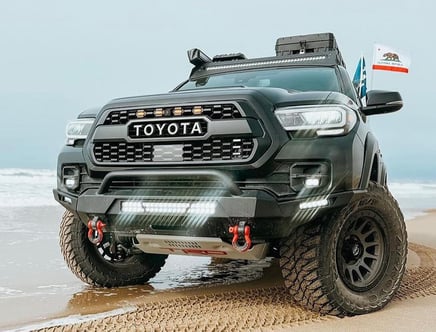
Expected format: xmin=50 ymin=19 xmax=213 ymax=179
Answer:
xmin=62 ymin=166 xmax=80 ymax=190
xmin=290 ymin=163 xmax=330 ymax=192
xmin=299 ymin=199 xmax=329 ymax=210
xmin=305 ymin=178 xmax=320 ymax=188
xmin=63 ymin=196 xmax=72 ymax=204
xmin=65 ymin=178 xmax=78 ymax=189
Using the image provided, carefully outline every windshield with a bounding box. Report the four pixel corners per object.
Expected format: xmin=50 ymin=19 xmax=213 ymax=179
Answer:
xmin=178 ymin=67 xmax=340 ymax=92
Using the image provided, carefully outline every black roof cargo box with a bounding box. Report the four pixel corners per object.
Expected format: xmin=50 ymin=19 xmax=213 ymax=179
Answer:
xmin=275 ymin=33 xmax=345 ymax=67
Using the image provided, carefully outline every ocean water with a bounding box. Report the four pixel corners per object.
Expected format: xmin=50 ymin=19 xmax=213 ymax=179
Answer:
xmin=389 ymin=182 xmax=436 ymax=219
xmin=0 ymin=168 xmax=57 ymax=208
xmin=0 ymin=168 xmax=434 ymax=218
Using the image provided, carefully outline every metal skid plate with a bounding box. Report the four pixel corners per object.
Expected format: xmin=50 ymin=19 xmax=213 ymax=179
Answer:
xmin=135 ymin=234 xmax=269 ymax=260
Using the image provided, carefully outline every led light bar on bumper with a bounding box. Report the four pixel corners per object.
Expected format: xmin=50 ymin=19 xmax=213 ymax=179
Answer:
xmin=66 ymin=118 xmax=94 ymax=145
xmin=121 ymin=201 xmax=217 ymax=215
xmin=275 ymin=105 xmax=357 ymax=137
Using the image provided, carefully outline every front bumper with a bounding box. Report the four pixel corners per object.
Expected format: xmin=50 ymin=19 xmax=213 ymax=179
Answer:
xmin=54 ymin=169 xmax=358 ymax=241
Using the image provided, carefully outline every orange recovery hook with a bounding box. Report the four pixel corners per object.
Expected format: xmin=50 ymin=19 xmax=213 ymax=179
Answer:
xmin=87 ymin=217 xmax=106 ymax=245
xmin=229 ymin=221 xmax=252 ymax=252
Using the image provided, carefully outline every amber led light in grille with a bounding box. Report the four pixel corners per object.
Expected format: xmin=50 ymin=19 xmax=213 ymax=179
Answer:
xmin=154 ymin=108 xmax=164 ymax=117
xmin=173 ymin=107 xmax=183 ymax=116
xmin=104 ymin=103 xmax=242 ymax=125
xmin=136 ymin=110 xmax=146 ymax=118
xmin=193 ymin=106 xmax=203 ymax=115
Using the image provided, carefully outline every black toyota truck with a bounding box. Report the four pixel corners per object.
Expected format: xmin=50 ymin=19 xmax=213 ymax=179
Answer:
xmin=54 ymin=33 xmax=407 ymax=316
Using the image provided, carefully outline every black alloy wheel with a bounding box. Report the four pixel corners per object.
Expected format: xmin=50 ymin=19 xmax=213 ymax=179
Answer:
xmin=337 ymin=210 xmax=387 ymax=292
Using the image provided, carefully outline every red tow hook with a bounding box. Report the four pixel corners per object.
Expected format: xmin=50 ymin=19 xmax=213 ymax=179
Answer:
xmin=87 ymin=217 xmax=106 ymax=245
xmin=229 ymin=222 xmax=252 ymax=252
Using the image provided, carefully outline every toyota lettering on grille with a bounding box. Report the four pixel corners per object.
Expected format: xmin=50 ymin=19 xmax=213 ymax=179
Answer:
xmin=128 ymin=119 xmax=208 ymax=139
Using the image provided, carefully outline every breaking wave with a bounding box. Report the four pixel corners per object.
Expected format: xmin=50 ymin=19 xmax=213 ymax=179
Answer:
xmin=0 ymin=168 xmax=435 ymax=218
xmin=0 ymin=168 xmax=57 ymax=207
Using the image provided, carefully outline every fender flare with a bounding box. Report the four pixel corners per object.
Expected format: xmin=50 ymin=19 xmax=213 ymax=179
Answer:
xmin=359 ymin=132 xmax=384 ymax=189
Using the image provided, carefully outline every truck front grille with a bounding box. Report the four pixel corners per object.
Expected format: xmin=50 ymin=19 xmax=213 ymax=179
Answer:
xmin=93 ymin=138 xmax=254 ymax=163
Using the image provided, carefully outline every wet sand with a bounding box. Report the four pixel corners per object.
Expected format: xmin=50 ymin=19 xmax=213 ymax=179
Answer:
xmin=0 ymin=206 xmax=275 ymax=330
xmin=2 ymin=208 xmax=436 ymax=331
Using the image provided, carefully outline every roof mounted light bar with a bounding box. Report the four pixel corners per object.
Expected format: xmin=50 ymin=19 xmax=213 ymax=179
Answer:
xmin=205 ymin=56 xmax=327 ymax=71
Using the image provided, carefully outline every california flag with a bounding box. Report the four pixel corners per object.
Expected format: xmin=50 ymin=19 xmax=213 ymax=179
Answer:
xmin=372 ymin=44 xmax=410 ymax=73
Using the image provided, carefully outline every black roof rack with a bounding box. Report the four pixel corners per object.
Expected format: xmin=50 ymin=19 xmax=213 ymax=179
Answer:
xmin=212 ymin=53 xmax=247 ymax=62
xmin=187 ymin=32 xmax=346 ymax=78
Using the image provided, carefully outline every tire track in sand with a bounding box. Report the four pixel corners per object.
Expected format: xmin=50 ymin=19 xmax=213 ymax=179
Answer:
xmin=395 ymin=242 xmax=436 ymax=300
xmin=39 ymin=242 xmax=436 ymax=332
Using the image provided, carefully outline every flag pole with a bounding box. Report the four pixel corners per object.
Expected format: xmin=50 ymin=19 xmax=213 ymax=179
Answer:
xmin=360 ymin=54 xmax=363 ymax=94
xmin=370 ymin=44 xmax=376 ymax=90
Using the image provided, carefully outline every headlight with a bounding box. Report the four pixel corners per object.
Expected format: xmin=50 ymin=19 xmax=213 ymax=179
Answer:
xmin=65 ymin=118 xmax=94 ymax=145
xmin=275 ymin=105 xmax=357 ymax=137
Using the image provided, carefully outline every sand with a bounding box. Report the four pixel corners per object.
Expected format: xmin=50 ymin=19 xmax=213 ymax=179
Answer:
xmin=3 ymin=209 xmax=436 ymax=331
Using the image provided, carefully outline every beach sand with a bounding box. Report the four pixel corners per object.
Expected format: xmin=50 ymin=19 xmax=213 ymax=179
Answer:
xmin=2 ymin=208 xmax=436 ymax=331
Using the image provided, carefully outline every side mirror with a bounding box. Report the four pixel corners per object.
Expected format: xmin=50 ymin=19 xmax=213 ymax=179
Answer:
xmin=362 ymin=90 xmax=403 ymax=116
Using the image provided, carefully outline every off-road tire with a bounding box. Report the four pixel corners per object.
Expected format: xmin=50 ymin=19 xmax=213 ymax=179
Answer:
xmin=280 ymin=182 xmax=407 ymax=316
xmin=60 ymin=210 xmax=167 ymax=287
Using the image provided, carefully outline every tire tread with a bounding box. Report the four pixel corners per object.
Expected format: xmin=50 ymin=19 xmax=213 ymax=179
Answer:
xmin=280 ymin=182 xmax=407 ymax=316
xmin=59 ymin=211 xmax=166 ymax=287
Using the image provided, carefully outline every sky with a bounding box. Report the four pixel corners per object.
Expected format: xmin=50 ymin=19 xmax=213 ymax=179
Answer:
xmin=0 ymin=0 xmax=435 ymax=180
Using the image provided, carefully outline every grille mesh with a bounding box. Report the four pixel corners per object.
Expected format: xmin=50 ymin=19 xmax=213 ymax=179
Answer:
xmin=94 ymin=142 xmax=153 ymax=163
xmin=93 ymin=138 xmax=254 ymax=163
xmin=183 ymin=138 xmax=253 ymax=161
xmin=104 ymin=103 xmax=242 ymax=125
